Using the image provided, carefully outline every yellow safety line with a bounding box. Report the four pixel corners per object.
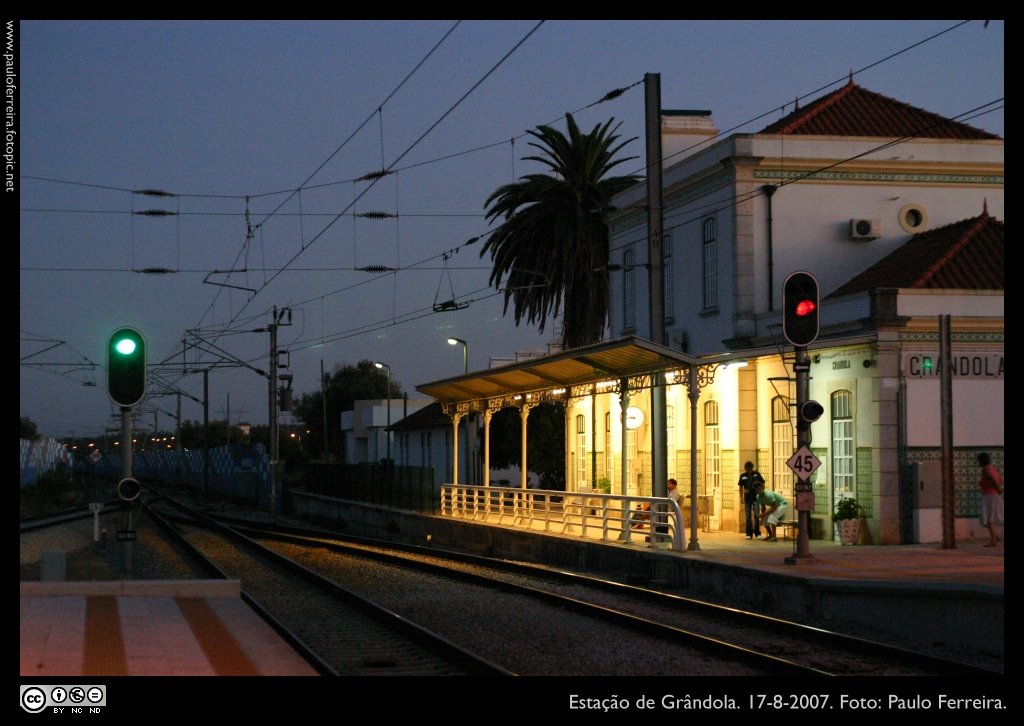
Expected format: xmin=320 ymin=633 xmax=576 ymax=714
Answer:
xmin=175 ymin=597 xmax=260 ymax=676
xmin=84 ymin=596 xmax=128 ymax=676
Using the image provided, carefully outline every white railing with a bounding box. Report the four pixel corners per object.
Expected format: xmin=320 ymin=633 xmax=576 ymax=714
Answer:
xmin=440 ymin=485 xmax=684 ymax=551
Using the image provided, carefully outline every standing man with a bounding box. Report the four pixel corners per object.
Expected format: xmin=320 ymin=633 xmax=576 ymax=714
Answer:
xmin=666 ymin=478 xmax=685 ymax=529
xmin=667 ymin=478 xmax=681 ymax=505
xmin=738 ymin=461 xmax=765 ymax=540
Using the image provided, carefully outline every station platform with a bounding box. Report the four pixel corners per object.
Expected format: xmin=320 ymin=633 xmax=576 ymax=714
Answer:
xmin=648 ymin=527 xmax=1005 ymax=589
xmin=19 ymin=580 xmax=319 ymax=677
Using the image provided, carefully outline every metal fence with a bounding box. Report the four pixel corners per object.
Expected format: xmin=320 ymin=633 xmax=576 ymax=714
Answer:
xmin=440 ymin=485 xmax=684 ymax=551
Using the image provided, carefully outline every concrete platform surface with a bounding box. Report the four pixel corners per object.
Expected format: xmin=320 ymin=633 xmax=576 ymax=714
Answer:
xmin=657 ymin=528 xmax=1005 ymax=589
xmin=20 ymin=580 xmax=319 ymax=677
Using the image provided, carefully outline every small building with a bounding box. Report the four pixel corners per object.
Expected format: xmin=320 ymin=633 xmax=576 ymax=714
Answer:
xmin=339 ymin=397 xmax=433 ymax=464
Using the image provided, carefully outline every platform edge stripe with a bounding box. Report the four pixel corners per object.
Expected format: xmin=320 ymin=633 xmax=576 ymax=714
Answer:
xmin=175 ymin=597 xmax=260 ymax=676
xmin=84 ymin=596 xmax=128 ymax=676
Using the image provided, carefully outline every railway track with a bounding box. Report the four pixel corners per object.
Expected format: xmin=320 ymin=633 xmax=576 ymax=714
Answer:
xmin=143 ymin=496 xmax=510 ymax=676
xmin=20 ymin=500 xmax=121 ymax=533
xmin=144 ymin=491 xmax=993 ymax=677
xmin=22 ymin=485 xmax=1002 ymax=677
xmin=144 ymin=493 xmax=816 ymax=676
xmin=204 ymin=510 xmax=1002 ymax=677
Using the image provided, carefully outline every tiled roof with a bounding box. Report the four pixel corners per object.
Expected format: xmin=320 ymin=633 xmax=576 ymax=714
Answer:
xmin=760 ymin=81 xmax=1000 ymax=139
xmin=829 ymin=210 xmax=1004 ymax=297
xmin=388 ymin=401 xmax=449 ymax=431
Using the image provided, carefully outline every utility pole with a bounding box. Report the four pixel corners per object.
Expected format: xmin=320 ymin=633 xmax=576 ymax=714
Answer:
xmin=940 ymin=315 xmax=955 ymax=549
xmin=269 ymin=311 xmax=279 ymax=523
xmin=203 ymin=368 xmax=210 ymax=502
xmin=266 ymin=307 xmax=292 ymax=522
xmin=321 ymin=358 xmax=329 ymax=459
xmin=646 ymin=72 xmax=668 ymax=506
xmin=175 ymin=391 xmax=183 ymax=489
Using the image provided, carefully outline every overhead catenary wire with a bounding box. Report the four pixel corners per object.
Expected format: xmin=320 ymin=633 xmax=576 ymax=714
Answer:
xmin=20 ymin=21 xmax=1000 ymax=398
xmin=618 ymin=19 xmax=980 ymax=182
xmin=190 ymin=20 xmax=465 ymax=334
xmin=208 ymin=20 xmax=547 ymax=337
xmin=19 ymin=20 xmax=982 ymax=210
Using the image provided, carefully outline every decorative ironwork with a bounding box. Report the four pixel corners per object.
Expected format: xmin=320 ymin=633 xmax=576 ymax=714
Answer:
xmin=569 ymin=383 xmax=594 ymax=400
xmin=677 ymin=363 xmax=721 ymax=395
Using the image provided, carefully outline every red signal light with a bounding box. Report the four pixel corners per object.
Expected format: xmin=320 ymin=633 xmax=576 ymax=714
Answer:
xmin=783 ymin=272 xmax=820 ymax=346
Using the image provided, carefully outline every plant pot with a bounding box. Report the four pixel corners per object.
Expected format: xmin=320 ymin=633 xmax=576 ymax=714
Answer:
xmin=836 ymin=518 xmax=859 ymax=545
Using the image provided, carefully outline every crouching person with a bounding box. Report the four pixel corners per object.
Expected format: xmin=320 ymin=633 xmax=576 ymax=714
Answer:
xmin=753 ymin=482 xmax=788 ymax=542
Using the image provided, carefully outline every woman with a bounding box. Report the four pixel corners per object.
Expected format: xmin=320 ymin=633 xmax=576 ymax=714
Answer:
xmin=978 ymin=453 xmax=1003 ymax=547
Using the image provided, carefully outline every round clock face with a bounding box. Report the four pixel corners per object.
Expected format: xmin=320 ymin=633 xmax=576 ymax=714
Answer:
xmin=625 ymin=406 xmax=645 ymax=429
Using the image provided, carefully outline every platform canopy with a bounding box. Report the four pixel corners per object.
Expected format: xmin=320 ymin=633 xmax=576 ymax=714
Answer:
xmin=417 ymin=336 xmax=706 ymax=405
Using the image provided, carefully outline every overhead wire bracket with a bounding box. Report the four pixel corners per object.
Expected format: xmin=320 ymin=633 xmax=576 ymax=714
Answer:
xmin=432 ymin=250 xmax=470 ymax=312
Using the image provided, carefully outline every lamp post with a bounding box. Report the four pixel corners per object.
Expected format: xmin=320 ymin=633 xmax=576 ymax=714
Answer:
xmin=374 ymin=362 xmax=391 ymax=463
xmin=447 ymin=337 xmax=468 ymax=374
xmin=447 ymin=337 xmax=473 ymax=483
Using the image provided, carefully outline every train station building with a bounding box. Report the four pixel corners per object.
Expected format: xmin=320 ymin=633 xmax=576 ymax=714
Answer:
xmin=415 ymin=81 xmax=1004 ymax=546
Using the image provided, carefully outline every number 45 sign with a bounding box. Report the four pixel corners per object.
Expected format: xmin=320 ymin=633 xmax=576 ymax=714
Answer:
xmin=786 ymin=446 xmax=821 ymax=481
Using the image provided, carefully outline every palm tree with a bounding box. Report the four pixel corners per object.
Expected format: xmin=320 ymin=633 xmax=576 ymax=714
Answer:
xmin=481 ymin=113 xmax=638 ymax=348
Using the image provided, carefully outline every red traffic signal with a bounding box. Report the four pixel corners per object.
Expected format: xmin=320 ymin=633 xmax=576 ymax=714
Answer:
xmin=783 ymin=272 xmax=820 ymax=347
xmin=795 ymin=299 xmax=816 ymax=317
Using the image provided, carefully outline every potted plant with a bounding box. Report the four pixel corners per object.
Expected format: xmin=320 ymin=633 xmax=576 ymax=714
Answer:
xmin=833 ymin=496 xmax=862 ymax=545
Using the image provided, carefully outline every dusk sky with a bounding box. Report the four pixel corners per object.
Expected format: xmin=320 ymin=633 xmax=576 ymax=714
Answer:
xmin=17 ymin=20 xmax=1004 ymax=440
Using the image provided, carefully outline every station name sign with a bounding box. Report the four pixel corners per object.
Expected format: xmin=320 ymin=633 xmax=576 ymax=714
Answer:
xmin=903 ymin=352 xmax=1003 ymax=379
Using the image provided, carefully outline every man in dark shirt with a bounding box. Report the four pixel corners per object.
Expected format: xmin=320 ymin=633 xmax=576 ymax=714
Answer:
xmin=738 ymin=461 xmax=765 ymax=539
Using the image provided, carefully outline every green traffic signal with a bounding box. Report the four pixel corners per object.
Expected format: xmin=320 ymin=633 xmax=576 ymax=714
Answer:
xmin=107 ymin=327 xmax=147 ymax=407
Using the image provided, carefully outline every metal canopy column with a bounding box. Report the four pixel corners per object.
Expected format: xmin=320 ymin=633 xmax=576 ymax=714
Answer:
xmin=482 ymin=408 xmax=493 ymax=488
xmin=619 ymin=378 xmax=630 ymax=498
xmin=682 ymin=362 xmax=720 ymax=551
xmin=591 ymin=385 xmax=597 ymax=488
xmin=519 ymin=402 xmax=537 ymax=488
xmin=451 ymin=411 xmax=463 ymax=486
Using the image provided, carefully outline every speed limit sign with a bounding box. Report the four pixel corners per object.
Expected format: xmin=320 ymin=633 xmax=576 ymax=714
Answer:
xmin=786 ymin=446 xmax=821 ymax=480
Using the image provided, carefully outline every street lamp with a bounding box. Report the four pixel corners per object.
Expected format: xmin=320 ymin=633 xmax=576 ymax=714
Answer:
xmin=447 ymin=337 xmax=468 ymax=374
xmin=447 ymin=337 xmax=473 ymax=483
xmin=374 ymin=361 xmax=391 ymax=463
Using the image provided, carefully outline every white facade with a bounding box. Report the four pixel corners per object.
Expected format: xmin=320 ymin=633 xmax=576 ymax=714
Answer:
xmin=340 ymin=398 xmax=433 ymax=464
xmin=610 ymin=131 xmax=1003 ymax=354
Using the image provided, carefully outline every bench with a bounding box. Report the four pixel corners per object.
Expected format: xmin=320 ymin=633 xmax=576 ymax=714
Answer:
xmin=779 ymin=520 xmax=800 ymax=541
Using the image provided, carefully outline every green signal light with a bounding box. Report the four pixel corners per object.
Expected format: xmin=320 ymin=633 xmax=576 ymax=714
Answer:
xmin=107 ymin=327 xmax=147 ymax=407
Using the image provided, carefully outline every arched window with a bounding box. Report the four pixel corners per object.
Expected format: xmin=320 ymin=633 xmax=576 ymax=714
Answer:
xmin=604 ymin=411 xmax=613 ymax=489
xmin=703 ymin=400 xmax=720 ymax=495
xmin=576 ymin=414 xmax=587 ymax=487
xmin=772 ymin=396 xmax=794 ymax=498
xmin=831 ymin=390 xmax=854 ymax=500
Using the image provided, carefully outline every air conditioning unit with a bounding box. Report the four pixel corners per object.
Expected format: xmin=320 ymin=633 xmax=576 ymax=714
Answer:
xmin=850 ymin=218 xmax=882 ymax=240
